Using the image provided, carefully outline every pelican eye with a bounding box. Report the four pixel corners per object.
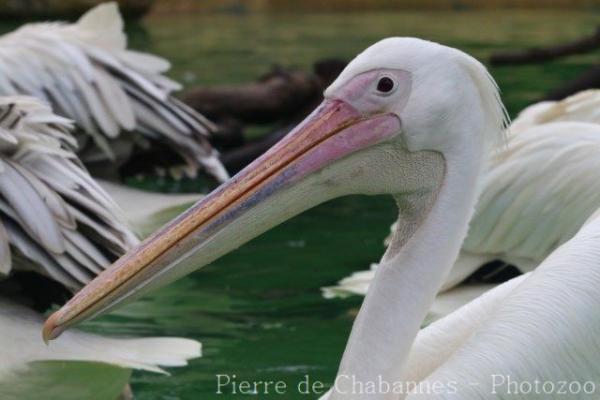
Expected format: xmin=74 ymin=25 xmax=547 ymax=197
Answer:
xmin=376 ymin=76 xmax=395 ymax=94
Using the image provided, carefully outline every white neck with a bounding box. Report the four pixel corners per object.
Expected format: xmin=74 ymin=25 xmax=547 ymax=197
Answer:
xmin=330 ymin=142 xmax=484 ymax=399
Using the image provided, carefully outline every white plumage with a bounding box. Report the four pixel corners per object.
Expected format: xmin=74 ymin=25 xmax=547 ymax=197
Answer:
xmin=0 ymin=96 xmax=137 ymax=289
xmin=398 ymin=213 xmax=600 ymax=398
xmin=0 ymin=2 xmax=228 ymax=182
xmin=463 ymin=121 xmax=600 ymax=269
xmin=325 ymin=92 xmax=600 ymax=301
xmin=320 ymin=211 xmax=600 ymax=399
xmin=0 ymin=96 xmax=200 ymax=398
xmin=509 ymin=89 xmax=600 ymax=134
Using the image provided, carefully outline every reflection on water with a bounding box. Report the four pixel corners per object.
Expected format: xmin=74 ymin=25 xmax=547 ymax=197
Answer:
xmin=8 ymin=9 xmax=598 ymax=399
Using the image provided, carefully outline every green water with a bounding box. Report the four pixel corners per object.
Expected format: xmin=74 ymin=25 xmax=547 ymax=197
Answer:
xmin=79 ymin=10 xmax=600 ymax=399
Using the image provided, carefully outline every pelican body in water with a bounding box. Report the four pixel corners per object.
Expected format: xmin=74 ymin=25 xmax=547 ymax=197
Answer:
xmin=45 ymin=38 xmax=600 ymax=398
xmin=0 ymin=96 xmax=200 ymax=400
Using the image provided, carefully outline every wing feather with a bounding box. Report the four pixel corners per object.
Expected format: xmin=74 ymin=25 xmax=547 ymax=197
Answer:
xmin=0 ymin=219 xmax=11 ymax=275
xmin=510 ymin=89 xmax=600 ymax=134
xmin=0 ymin=96 xmax=138 ymax=292
xmin=0 ymin=159 xmax=64 ymax=253
xmin=0 ymin=3 xmax=226 ymax=181
xmin=463 ymin=122 xmax=600 ymax=266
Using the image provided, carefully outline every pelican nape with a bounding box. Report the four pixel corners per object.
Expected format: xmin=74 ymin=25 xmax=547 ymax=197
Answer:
xmin=44 ymin=38 xmax=600 ymax=398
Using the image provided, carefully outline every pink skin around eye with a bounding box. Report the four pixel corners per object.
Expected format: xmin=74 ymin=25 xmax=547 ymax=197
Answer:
xmin=280 ymin=69 xmax=411 ymax=182
xmin=329 ymin=69 xmax=412 ymax=114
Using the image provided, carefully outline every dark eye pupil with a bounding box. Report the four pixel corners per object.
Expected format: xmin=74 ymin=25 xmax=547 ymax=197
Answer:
xmin=377 ymin=77 xmax=394 ymax=93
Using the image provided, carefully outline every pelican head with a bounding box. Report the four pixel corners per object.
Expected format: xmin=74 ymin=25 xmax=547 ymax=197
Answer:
xmin=44 ymin=37 xmax=506 ymax=341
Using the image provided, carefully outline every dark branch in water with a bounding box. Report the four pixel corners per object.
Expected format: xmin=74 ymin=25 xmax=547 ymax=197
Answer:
xmin=490 ymin=26 xmax=600 ymax=65
xmin=183 ymin=59 xmax=348 ymax=173
xmin=182 ymin=67 xmax=322 ymax=124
